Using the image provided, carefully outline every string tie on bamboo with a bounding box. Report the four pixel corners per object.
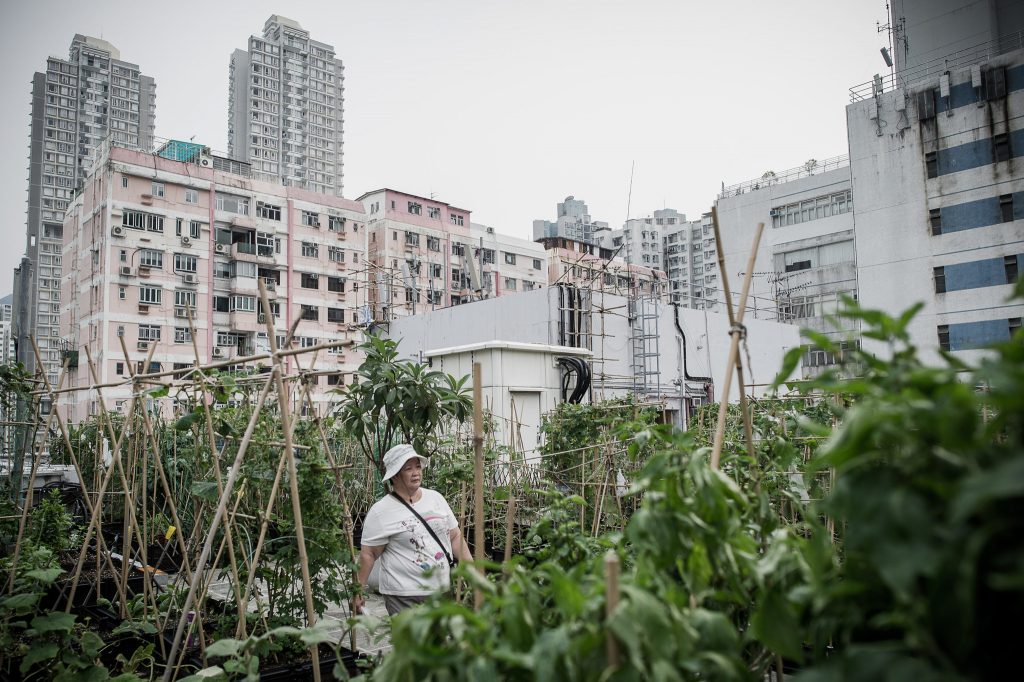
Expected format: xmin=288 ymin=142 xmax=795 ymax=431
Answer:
xmin=728 ymin=323 xmax=748 ymax=340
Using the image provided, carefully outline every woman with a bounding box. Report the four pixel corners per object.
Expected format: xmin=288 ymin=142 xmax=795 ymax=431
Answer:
xmin=353 ymin=444 xmax=473 ymax=616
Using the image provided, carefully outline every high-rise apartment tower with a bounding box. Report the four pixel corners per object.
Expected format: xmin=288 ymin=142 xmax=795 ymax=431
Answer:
xmin=12 ymin=34 xmax=155 ymax=395
xmin=228 ymin=15 xmax=345 ymax=196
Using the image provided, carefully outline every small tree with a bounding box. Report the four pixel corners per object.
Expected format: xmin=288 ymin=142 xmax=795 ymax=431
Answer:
xmin=337 ymin=334 xmax=472 ymax=476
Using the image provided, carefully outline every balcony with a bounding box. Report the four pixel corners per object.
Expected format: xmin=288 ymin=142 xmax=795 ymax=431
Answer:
xmin=229 ymin=311 xmax=262 ymax=333
xmin=231 ymin=243 xmax=278 ymax=265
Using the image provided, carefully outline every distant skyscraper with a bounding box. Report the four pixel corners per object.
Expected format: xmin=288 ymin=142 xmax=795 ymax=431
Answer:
xmin=532 ymin=196 xmax=609 ymax=245
xmin=12 ymin=34 xmax=155 ymax=393
xmin=228 ymin=15 xmax=345 ymax=196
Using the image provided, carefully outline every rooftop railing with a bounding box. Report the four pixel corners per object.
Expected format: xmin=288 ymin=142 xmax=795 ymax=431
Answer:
xmin=719 ymin=154 xmax=849 ymax=199
xmin=849 ymin=29 xmax=1024 ymax=102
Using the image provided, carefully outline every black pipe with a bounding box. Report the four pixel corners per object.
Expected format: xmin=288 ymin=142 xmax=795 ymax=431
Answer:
xmin=673 ymin=303 xmax=712 ymax=383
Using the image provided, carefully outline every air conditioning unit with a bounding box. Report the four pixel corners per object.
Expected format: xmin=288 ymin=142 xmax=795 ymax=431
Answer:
xmin=212 ymin=346 xmax=224 ymax=358
xmin=137 ymin=341 xmax=149 ymax=351
xmin=111 ymin=225 xmax=126 ymax=238
xmin=182 ymin=274 xmax=199 ymax=285
xmin=769 ymin=208 xmax=782 ymax=217
xmin=215 ymin=243 xmax=228 ymax=254
xmin=181 ymin=236 xmax=192 ymax=246
xmin=137 ymin=265 xmax=150 ymax=278
xmin=198 ymin=151 xmax=214 ymax=168
xmin=174 ymin=307 xmax=187 ymax=318
xmin=119 ymin=266 xmax=132 ymax=277
xmin=138 ymin=304 xmax=149 ymax=314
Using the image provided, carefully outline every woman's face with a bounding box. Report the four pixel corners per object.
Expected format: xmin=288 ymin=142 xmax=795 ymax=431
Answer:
xmin=394 ymin=457 xmax=423 ymax=494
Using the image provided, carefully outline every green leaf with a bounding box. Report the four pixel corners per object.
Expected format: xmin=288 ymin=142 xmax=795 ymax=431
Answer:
xmin=191 ymin=480 xmax=221 ymax=502
xmin=30 ymin=611 xmax=77 ymax=634
xmin=175 ymin=667 xmax=227 ymax=682
xmin=204 ymin=638 xmax=243 ymax=658
xmin=751 ymin=590 xmax=803 ymax=661
xmin=19 ymin=642 xmax=59 ymax=672
xmin=2 ymin=592 xmax=42 ymax=610
xmin=298 ymin=625 xmax=334 ymax=645
xmin=25 ymin=567 xmax=63 ymax=584
xmin=80 ymin=630 xmax=105 ymax=658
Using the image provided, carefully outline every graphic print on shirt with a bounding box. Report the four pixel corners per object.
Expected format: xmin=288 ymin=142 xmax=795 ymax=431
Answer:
xmin=400 ymin=518 xmax=445 ymax=573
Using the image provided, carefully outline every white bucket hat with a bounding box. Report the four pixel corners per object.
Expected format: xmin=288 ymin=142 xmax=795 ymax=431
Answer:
xmin=381 ymin=444 xmax=428 ymax=481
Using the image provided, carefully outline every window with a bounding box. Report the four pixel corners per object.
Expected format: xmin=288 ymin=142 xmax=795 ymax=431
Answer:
xmin=429 ymin=263 xmax=442 ymax=278
xmin=118 ymin=286 xmax=126 ymax=300
xmin=405 ymin=287 xmax=418 ymax=303
xmin=450 ymin=213 xmax=464 ymax=226
xmin=533 ymin=258 xmax=542 ymax=270
xmin=123 ymin=209 xmax=162 ymax=231
xmin=504 ymin=252 xmax=516 ymax=265
xmin=1006 ymin=255 xmax=1019 ymax=284
xmin=1011 ymin=317 xmax=1022 ymax=336
xmin=174 ymin=254 xmax=197 ymax=273
xmin=504 ymin=277 xmax=517 ymax=290
xmin=301 ymin=210 xmax=321 ymax=227
xmin=175 ymin=290 xmax=197 ymax=308
xmin=985 ymin=66 xmax=1007 ymax=100
xmin=428 ymin=207 xmax=440 ymax=219
xmin=216 ymin=332 xmax=236 ymax=347
xmin=116 ymin=362 xmax=124 ymax=375
xmin=933 ymin=266 xmax=946 ymax=293
xmin=138 ymin=324 xmax=161 ymax=341
xmin=190 ymin=221 xmax=202 ymax=239
xmin=994 ymin=134 xmax=1010 ymax=163
xmin=929 ymin=208 xmax=943 ymax=235
xmin=937 ymin=324 xmax=950 ymax=351
xmin=301 ymin=272 xmax=320 ymax=289
xmin=151 ymin=182 xmax=165 ymax=197
xmin=121 ymin=176 xmax=128 ymax=188
xmin=405 ymin=232 xmax=420 ymax=247
xmin=482 ymin=248 xmax=495 ymax=264
xmin=300 ymin=304 xmax=319 ymax=321
xmin=174 ymin=327 xmax=192 ymax=344
xmin=139 ymin=286 xmax=162 ymax=305
xmin=407 ymin=202 xmax=422 ymax=215
xmin=214 ymin=261 xmax=231 ymax=279
xmin=327 ymin=276 xmax=345 ymax=293
xmin=139 ymin=249 xmax=163 ymax=269
xmin=213 ymin=296 xmax=230 ymax=312
xmin=327 ymin=374 xmax=343 ymax=386
xmin=301 ymin=242 xmax=319 ymax=258
xmin=999 ymin=194 xmax=1014 ymax=223
xmin=327 ymin=307 xmax=344 ymax=323
xmin=328 ymin=246 xmax=344 ymax=262
xmin=185 ymin=188 xmax=198 ymax=204
xmin=452 ymin=243 xmax=465 ymax=256
xmin=427 ymin=236 xmax=440 ymax=252
xmin=175 ymin=218 xmax=183 ymax=236
xmin=255 ymin=200 xmax=281 ymax=220
xmin=925 ymin=151 xmax=938 ymax=179
xmin=230 ymin=295 xmax=256 ymax=312
xmin=216 ymin=193 xmax=249 ymax=215
xmin=328 ymin=215 xmax=345 ymax=232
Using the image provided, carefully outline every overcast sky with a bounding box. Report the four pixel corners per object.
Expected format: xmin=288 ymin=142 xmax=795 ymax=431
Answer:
xmin=0 ymin=0 xmax=888 ymax=294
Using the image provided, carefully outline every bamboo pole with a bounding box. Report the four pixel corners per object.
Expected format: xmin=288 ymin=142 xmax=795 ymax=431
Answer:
xmin=472 ymin=363 xmax=485 ymax=611
xmin=503 ymin=497 xmax=516 ymax=564
xmin=257 ymin=280 xmax=322 ymax=682
xmin=182 ymin=308 xmax=246 ymax=630
xmin=604 ymin=551 xmax=620 ymax=669
xmin=709 ymin=212 xmax=764 ymax=470
xmin=160 ymin=373 xmax=275 ymax=682
xmin=5 ymin=359 xmax=68 ymax=593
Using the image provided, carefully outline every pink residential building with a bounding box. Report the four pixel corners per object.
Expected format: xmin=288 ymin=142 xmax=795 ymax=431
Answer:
xmin=59 ymin=140 xmax=368 ymax=422
xmin=539 ymin=236 xmax=668 ymax=300
xmin=358 ymin=189 xmax=474 ymax=322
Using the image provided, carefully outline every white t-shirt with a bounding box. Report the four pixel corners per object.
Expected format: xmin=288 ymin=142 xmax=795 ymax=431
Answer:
xmin=360 ymin=488 xmax=459 ymax=596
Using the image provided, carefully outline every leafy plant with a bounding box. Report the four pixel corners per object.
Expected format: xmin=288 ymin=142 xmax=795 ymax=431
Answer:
xmin=336 ymin=334 xmax=472 ymax=476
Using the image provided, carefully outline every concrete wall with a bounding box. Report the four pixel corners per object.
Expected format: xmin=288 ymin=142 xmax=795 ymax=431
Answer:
xmin=846 ymin=47 xmax=1024 ymax=364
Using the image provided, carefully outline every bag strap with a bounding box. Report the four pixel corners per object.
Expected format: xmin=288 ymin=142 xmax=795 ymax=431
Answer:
xmin=390 ymin=492 xmax=455 ymax=568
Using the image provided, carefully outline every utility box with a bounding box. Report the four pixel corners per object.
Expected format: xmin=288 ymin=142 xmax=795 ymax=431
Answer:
xmin=425 ymin=341 xmax=592 ymax=464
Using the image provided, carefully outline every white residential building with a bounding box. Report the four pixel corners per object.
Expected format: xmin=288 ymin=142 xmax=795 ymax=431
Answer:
xmin=533 ymin=196 xmax=610 ymax=245
xmin=228 ymin=15 xmax=344 ymax=196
